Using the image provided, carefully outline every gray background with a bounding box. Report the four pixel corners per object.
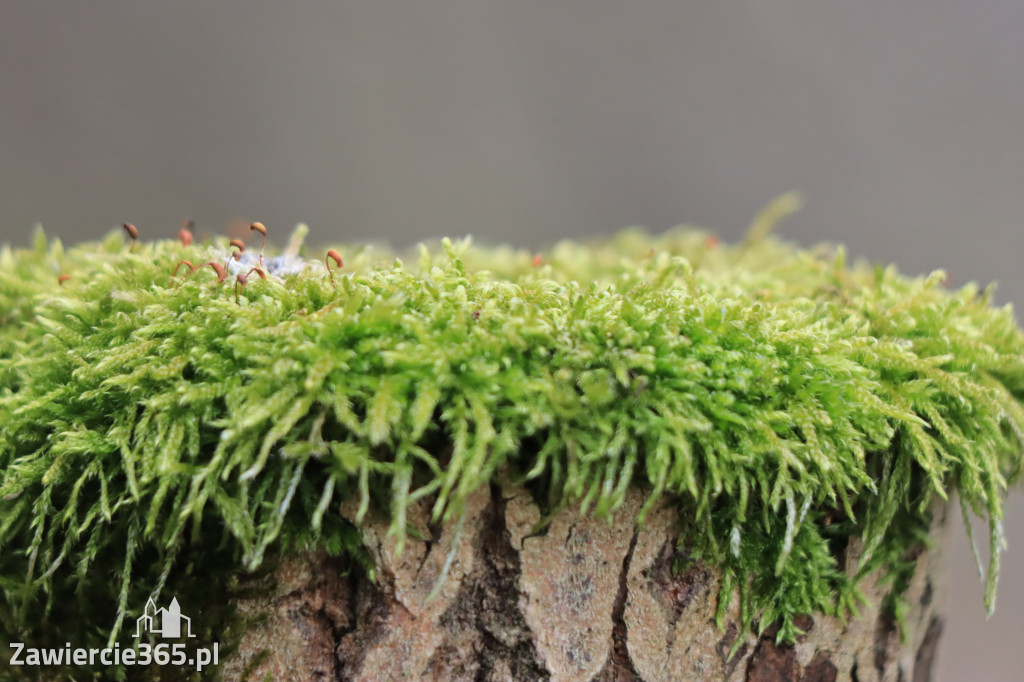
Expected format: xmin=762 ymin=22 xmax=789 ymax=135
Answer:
xmin=2 ymin=3 xmax=1022 ymax=679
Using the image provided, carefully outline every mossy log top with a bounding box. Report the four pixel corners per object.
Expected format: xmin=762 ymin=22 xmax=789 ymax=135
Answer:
xmin=1 ymin=209 xmax=1022 ymax=676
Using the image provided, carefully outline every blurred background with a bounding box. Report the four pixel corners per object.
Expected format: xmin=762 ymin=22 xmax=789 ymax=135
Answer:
xmin=1 ymin=2 xmax=1022 ymax=678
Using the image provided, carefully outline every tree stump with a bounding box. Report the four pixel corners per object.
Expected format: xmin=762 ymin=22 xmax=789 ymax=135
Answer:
xmin=223 ymin=485 xmax=947 ymax=682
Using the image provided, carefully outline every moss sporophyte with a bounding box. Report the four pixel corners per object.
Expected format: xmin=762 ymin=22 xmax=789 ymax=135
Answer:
xmin=0 ymin=204 xmax=1022 ymax=664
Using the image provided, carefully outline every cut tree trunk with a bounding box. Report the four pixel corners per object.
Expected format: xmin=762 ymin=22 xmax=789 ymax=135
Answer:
xmin=222 ymin=484 xmax=947 ymax=682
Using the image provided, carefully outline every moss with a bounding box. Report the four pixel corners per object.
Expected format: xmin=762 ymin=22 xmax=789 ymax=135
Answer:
xmin=1 ymin=205 xmax=1023 ymax=671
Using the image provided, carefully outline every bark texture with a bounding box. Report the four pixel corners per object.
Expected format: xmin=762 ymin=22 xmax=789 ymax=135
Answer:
xmin=222 ymin=485 xmax=947 ymax=682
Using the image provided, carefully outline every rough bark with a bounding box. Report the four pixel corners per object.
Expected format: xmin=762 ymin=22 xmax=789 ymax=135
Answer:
xmin=221 ymin=485 xmax=947 ymax=682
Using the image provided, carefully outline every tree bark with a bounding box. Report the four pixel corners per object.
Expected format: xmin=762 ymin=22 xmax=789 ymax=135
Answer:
xmin=222 ymin=484 xmax=947 ymax=682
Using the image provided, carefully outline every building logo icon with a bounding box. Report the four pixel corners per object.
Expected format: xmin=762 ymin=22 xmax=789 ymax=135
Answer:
xmin=133 ymin=597 xmax=196 ymax=639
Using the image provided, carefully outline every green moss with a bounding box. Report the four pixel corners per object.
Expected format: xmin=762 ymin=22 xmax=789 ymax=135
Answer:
xmin=1 ymin=207 xmax=1023 ymax=668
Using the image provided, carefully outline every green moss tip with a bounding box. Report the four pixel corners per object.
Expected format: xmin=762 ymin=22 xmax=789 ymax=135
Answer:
xmin=1 ymin=216 xmax=1022 ymax=659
